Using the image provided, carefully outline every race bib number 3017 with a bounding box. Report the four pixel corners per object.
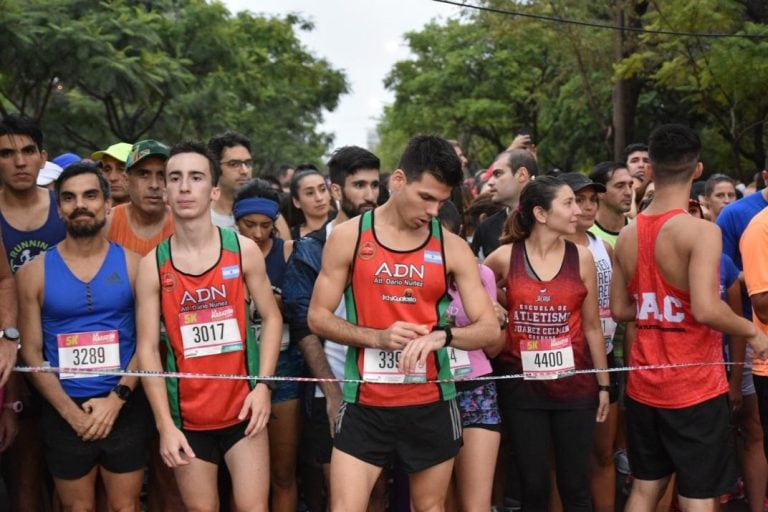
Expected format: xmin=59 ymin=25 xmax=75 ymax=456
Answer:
xmin=57 ymin=330 xmax=121 ymax=380
xmin=180 ymin=306 xmax=243 ymax=359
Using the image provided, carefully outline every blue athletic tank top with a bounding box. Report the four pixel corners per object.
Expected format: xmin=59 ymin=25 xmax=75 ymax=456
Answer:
xmin=0 ymin=189 xmax=66 ymax=273
xmin=42 ymin=243 xmax=135 ymax=398
xmin=265 ymin=237 xmax=287 ymax=292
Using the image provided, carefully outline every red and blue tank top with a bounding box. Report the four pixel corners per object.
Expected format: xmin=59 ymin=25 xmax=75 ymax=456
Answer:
xmin=343 ymin=210 xmax=455 ymax=407
xmin=502 ymin=240 xmax=597 ymax=409
xmin=627 ymin=210 xmax=727 ymax=408
xmin=157 ymin=228 xmax=259 ymax=430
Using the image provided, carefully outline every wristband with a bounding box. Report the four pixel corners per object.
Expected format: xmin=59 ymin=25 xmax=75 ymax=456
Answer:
xmin=257 ymin=380 xmax=277 ymax=392
xmin=2 ymin=401 xmax=23 ymax=413
xmin=433 ymin=325 xmax=453 ymax=348
xmin=598 ymin=385 xmax=611 ymax=393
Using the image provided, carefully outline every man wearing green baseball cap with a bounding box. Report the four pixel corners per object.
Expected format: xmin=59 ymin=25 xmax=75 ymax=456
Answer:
xmin=106 ymin=139 xmax=175 ymax=256
xmin=92 ymin=142 xmax=133 ymax=205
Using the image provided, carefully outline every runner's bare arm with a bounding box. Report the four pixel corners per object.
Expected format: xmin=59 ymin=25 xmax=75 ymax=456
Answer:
xmin=445 ymin=233 xmax=501 ymax=351
xmin=308 ymin=220 xmax=423 ymax=350
xmin=239 ymin=236 xmax=281 ymax=437
xmin=135 ymin=252 xmax=175 ymax=431
xmin=135 ymin=251 xmax=196 ymax=465
xmin=241 ymin=236 xmax=281 ymax=377
xmin=298 ymin=334 xmax=341 ymax=400
xmin=578 ymin=246 xmax=610 ymax=422
xmin=17 ymin=258 xmax=95 ymax=437
xmin=610 ymin=230 xmax=636 ymax=323
xmin=0 ymin=237 xmax=17 ymax=387
xmin=690 ymin=224 xmax=762 ymax=341
xmin=483 ymin=244 xmax=512 ymax=306
xmin=725 ymin=279 xmax=745 ymax=411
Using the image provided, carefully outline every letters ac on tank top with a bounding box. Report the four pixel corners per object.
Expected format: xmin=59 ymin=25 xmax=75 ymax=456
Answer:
xmin=0 ymin=189 xmax=66 ymax=273
xmin=43 ymin=243 xmax=135 ymax=398
xmin=157 ymin=228 xmax=259 ymax=430
xmin=343 ymin=210 xmax=455 ymax=407
xmin=628 ymin=210 xmax=727 ymax=408
xmin=501 ymin=240 xmax=597 ymax=409
xmin=107 ymin=204 xmax=175 ymax=257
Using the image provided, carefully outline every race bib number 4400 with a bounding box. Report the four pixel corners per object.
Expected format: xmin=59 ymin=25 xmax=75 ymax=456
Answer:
xmin=179 ymin=306 xmax=243 ymax=359
xmin=57 ymin=330 xmax=120 ymax=380
xmin=362 ymin=349 xmax=427 ymax=383
xmin=520 ymin=336 xmax=575 ymax=380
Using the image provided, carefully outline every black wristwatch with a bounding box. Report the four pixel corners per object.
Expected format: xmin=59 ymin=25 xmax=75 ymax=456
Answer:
xmin=257 ymin=380 xmax=277 ymax=392
xmin=598 ymin=385 xmax=611 ymax=393
xmin=112 ymin=384 xmax=133 ymax=401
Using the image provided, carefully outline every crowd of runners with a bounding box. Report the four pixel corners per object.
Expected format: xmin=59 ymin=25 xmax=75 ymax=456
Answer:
xmin=0 ymin=113 xmax=766 ymax=512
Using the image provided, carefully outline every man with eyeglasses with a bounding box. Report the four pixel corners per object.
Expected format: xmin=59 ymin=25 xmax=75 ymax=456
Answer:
xmin=91 ymin=142 xmax=133 ymax=206
xmin=207 ymin=132 xmax=254 ymax=231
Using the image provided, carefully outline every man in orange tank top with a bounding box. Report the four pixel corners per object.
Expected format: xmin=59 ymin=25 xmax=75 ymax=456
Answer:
xmin=611 ymin=124 xmax=768 ymax=510
xmin=105 ymin=140 xmax=174 ymax=256
xmin=308 ymin=135 xmax=500 ymax=512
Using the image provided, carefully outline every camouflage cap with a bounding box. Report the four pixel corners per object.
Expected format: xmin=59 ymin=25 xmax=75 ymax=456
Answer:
xmin=125 ymin=139 xmax=170 ymax=170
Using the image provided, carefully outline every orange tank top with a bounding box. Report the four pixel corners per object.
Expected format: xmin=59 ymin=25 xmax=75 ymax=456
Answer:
xmin=627 ymin=210 xmax=728 ymax=408
xmin=107 ymin=204 xmax=175 ymax=256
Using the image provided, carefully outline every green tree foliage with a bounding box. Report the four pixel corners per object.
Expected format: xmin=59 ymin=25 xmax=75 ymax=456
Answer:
xmin=0 ymin=0 xmax=347 ymax=174
xmin=378 ymin=2 xmax=617 ymax=173
xmin=615 ymin=0 xmax=768 ymax=180
xmin=378 ymin=0 xmax=768 ymax=180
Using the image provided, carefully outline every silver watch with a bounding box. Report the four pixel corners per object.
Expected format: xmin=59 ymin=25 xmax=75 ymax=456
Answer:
xmin=0 ymin=327 xmax=21 ymax=348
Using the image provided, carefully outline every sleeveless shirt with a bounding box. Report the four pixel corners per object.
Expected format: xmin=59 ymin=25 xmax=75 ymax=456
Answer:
xmin=501 ymin=240 xmax=597 ymax=409
xmin=43 ymin=243 xmax=135 ymax=398
xmin=342 ymin=210 xmax=455 ymax=407
xmin=627 ymin=210 xmax=728 ymax=408
xmin=157 ymin=228 xmax=259 ymax=430
xmin=107 ymin=204 xmax=175 ymax=257
xmin=1 ymin=189 xmax=66 ymax=273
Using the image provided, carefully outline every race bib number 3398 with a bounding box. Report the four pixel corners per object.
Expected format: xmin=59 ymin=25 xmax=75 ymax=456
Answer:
xmin=57 ymin=330 xmax=121 ymax=380
xmin=180 ymin=306 xmax=243 ymax=359
xmin=362 ymin=349 xmax=427 ymax=383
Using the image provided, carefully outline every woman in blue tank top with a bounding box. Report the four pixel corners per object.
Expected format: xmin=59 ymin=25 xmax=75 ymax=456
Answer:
xmin=234 ymin=178 xmax=303 ymax=512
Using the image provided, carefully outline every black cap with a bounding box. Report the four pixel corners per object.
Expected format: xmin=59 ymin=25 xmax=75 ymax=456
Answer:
xmin=560 ymin=172 xmax=606 ymax=193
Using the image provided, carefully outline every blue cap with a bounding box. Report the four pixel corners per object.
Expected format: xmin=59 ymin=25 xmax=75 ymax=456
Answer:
xmin=52 ymin=153 xmax=81 ymax=170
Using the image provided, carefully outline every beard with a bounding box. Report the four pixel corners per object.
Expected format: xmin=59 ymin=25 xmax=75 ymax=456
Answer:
xmin=340 ymin=197 xmax=377 ymax=219
xmin=66 ymin=210 xmax=107 ymax=238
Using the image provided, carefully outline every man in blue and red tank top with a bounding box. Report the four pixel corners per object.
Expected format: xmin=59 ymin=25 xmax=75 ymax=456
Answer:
xmin=308 ymin=135 xmax=501 ymax=512
xmin=611 ymin=124 xmax=768 ymax=510
xmin=17 ymin=163 xmax=151 ymax=511
xmin=135 ymin=141 xmax=282 ymax=511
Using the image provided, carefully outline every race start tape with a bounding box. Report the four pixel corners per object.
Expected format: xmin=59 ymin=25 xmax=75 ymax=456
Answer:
xmin=10 ymin=359 xmax=760 ymax=385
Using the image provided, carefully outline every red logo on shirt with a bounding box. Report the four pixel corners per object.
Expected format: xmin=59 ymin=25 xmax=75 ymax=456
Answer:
xmin=161 ymin=272 xmax=177 ymax=292
xmin=358 ymin=241 xmax=376 ymax=260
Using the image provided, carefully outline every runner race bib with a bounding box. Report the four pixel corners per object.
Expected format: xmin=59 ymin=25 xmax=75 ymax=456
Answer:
xmin=600 ymin=306 xmax=616 ymax=354
xmin=57 ymin=330 xmax=121 ymax=380
xmin=179 ymin=306 xmax=243 ymax=359
xmin=447 ymin=347 xmax=472 ymax=378
xmin=520 ymin=336 xmax=575 ymax=380
xmin=362 ymin=349 xmax=427 ymax=383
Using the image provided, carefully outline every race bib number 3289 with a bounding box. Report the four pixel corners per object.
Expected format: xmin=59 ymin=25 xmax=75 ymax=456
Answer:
xmin=57 ymin=330 xmax=121 ymax=380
